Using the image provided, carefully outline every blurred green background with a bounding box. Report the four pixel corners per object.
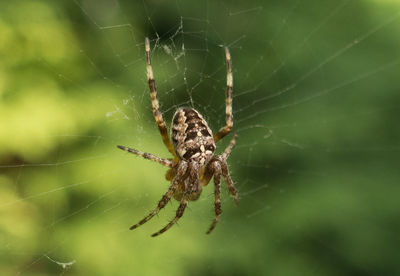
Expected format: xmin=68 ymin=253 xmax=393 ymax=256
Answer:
xmin=1 ymin=0 xmax=400 ymax=275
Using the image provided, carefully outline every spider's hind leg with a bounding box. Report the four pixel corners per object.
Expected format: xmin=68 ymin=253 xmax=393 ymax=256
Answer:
xmin=144 ymin=37 xmax=177 ymax=157
xmin=214 ymin=47 xmax=233 ymax=142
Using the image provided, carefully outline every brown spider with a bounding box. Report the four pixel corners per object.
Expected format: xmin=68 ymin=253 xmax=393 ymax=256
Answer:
xmin=117 ymin=38 xmax=238 ymax=237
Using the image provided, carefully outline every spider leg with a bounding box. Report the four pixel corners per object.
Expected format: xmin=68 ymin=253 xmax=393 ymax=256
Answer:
xmin=214 ymin=47 xmax=233 ymax=142
xmin=220 ymin=134 xmax=239 ymax=205
xmin=221 ymin=161 xmax=239 ymax=205
xmin=221 ymin=133 xmax=237 ymax=160
xmin=129 ymin=161 xmax=188 ymax=230
xmin=151 ymin=196 xmax=189 ymax=237
xmin=117 ymin=145 xmax=173 ymax=167
xmin=151 ymin=163 xmax=199 ymax=237
xmin=145 ymin=37 xmax=177 ymax=157
xmin=206 ymin=162 xmax=222 ymax=234
xmin=129 ymin=182 xmax=177 ymax=230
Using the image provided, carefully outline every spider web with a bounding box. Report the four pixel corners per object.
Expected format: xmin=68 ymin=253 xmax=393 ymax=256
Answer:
xmin=1 ymin=0 xmax=400 ymax=275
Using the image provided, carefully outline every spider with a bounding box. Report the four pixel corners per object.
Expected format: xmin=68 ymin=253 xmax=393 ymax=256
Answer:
xmin=117 ymin=38 xmax=238 ymax=237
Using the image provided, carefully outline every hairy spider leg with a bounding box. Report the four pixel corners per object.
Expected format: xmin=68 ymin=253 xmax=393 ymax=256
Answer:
xmin=206 ymin=162 xmax=222 ymax=234
xmin=152 ymin=162 xmax=200 ymax=237
xmin=117 ymin=145 xmax=173 ymax=167
xmin=151 ymin=196 xmax=189 ymax=237
xmin=221 ymin=134 xmax=239 ymax=204
xmin=199 ymin=133 xmax=237 ymax=187
xmin=214 ymin=47 xmax=233 ymax=142
xmin=221 ymin=162 xmax=239 ymax=205
xmin=129 ymin=161 xmax=188 ymax=230
xmin=222 ymin=133 xmax=237 ymax=159
xmin=145 ymin=37 xmax=177 ymax=158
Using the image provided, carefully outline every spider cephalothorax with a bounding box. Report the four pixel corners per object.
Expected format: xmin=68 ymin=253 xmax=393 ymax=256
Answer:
xmin=118 ymin=38 xmax=238 ymax=237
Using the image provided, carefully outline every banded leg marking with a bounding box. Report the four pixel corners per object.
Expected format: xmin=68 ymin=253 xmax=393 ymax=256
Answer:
xmin=214 ymin=47 xmax=233 ymax=142
xmin=206 ymin=162 xmax=222 ymax=234
xmin=145 ymin=37 xmax=176 ymax=157
xmin=117 ymin=145 xmax=173 ymax=167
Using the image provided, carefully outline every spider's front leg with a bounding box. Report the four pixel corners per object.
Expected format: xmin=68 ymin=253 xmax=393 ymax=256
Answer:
xmin=220 ymin=133 xmax=239 ymax=205
xmin=206 ymin=161 xmax=222 ymax=234
xmin=206 ymin=133 xmax=239 ymax=234
xmin=151 ymin=184 xmax=192 ymax=237
xmin=151 ymin=196 xmax=189 ymax=237
xmin=221 ymin=161 xmax=239 ymax=205
xmin=129 ymin=161 xmax=188 ymax=230
xmin=117 ymin=145 xmax=173 ymax=167
xmin=152 ymin=162 xmax=200 ymax=237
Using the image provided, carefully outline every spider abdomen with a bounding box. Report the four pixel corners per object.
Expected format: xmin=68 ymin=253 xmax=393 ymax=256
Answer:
xmin=171 ymin=108 xmax=215 ymax=165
